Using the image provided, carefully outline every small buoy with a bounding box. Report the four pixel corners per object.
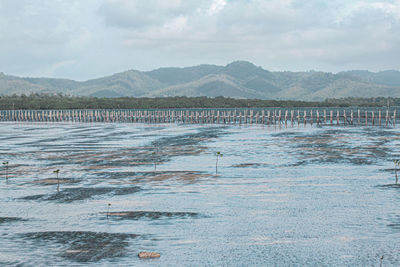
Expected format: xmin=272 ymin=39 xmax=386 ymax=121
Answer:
xmin=138 ymin=252 xmax=161 ymax=259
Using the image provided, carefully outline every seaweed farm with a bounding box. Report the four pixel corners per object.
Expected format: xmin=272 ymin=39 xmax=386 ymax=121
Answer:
xmin=1 ymin=120 xmax=400 ymax=266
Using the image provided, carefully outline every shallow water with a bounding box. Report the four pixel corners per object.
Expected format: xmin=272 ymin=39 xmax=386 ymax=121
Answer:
xmin=1 ymin=122 xmax=400 ymax=266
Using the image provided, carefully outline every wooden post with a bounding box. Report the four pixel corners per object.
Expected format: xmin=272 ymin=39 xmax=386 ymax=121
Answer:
xmin=310 ymin=110 xmax=313 ymax=126
xmin=324 ymin=110 xmax=327 ymax=124
xmin=262 ymin=110 xmax=265 ymax=125
xmin=278 ymin=110 xmax=282 ymax=126
xmin=365 ymin=111 xmax=368 ymax=126
xmin=290 ymin=110 xmax=294 ymax=126
xmin=272 ymin=110 xmax=275 ymax=125
xmin=350 ymin=110 xmax=353 ymax=125
xmin=303 ymin=110 xmax=307 ymax=126
xmin=379 ymin=110 xmax=382 ymax=126
xmin=394 ymin=110 xmax=396 ymax=126
xmin=297 ymin=110 xmax=300 ymax=126
xmin=330 ymin=110 xmax=333 ymax=125
xmin=336 ymin=110 xmax=339 ymax=125
xmin=343 ymin=110 xmax=346 ymax=126
xmin=386 ymin=109 xmax=389 ymax=126
xmin=373 ymin=111 xmax=376 ymax=126
xmin=285 ymin=110 xmax=288 ymax=127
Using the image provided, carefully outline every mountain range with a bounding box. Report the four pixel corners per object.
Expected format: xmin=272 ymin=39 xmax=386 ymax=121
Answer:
xmin=1 ymin=61 xmax=400 ymax=100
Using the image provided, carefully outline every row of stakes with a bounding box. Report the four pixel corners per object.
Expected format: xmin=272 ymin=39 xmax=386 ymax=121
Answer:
xmin=0 ymin=109 xmax=397 ymax=126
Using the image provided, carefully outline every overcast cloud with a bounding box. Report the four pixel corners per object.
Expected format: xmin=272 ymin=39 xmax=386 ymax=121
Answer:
xmin=0 ymin=0 xmax=399 ymax=80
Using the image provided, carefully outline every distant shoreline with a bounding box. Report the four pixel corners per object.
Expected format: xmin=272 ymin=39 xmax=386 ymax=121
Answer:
xmin=0 ymin=94 xmax=398 ymax=110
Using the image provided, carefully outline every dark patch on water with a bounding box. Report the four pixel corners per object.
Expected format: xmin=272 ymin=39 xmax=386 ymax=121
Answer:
xmin=323 ymin=129 xmax=354 ymax=135
xmin=20 ymin=186 xmax=141 ymax=202
xmin=291 ymin=152 xmax=375 ymax=166
xmin=231 ymin=163 xmax=267 ymax=168
xmin=95 ymin=171 xmax=142 ymax=180
xmin=363 ymin=128 xmax=398 ymax=137
xmin=22 ymin=231 xmax=138 ymax=262
xmin=0 ymin=260 xmax=21 ymax=266
xmin=378 ymin=168 xmax=400 ymax=175
xmin=288 ymin=133 xmax=392 ymax=166
xmin=376 ymin=184 xmax=400 ymax=190
xmin=104 ymin=211 xmax=199 ymax=220
xmin=0 ymin=217 xmax=25 ymax=224
xmin=387 ymin=214 xmax=400 ymax=231
xmin=152 ymin=127 xmax=226 ymax=147
xmin=271 ymin=131 xmax=301 ymax=137
xmin=31 ymin=178 xmax=81 ymax=185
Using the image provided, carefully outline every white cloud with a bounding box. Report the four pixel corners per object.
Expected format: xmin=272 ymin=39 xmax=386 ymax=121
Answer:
xmin=207 ymin=0 xmax=227 ymax=15
xmin=0 ymin=0 xmax=399 ymax=80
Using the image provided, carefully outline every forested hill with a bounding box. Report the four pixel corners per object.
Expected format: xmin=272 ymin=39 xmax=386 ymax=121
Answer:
xmin=0 ymin=95 xmax=399 ymax=110
xmin=1 ymin=61 xmax=400 ymax=100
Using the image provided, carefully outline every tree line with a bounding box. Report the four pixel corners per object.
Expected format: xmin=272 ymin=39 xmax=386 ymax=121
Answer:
xmin=0 ymin=94 xmax=398 ymax=110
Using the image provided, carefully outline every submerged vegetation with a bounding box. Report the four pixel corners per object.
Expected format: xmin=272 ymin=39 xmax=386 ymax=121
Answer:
xmin=0 ymin=94 xmax=399 ymax=110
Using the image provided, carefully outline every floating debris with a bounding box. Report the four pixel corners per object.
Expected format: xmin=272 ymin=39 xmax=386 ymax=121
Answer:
xmin=138 ymin=252 xmax=161 ymax=259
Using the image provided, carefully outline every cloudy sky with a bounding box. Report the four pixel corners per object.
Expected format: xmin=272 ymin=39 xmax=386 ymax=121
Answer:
xmin=0 ymin=0 xmax=399 ymax=80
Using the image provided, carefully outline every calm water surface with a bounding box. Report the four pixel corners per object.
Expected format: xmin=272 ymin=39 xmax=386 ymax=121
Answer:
xmin=0 ymin=122 xmax=399 ymax=266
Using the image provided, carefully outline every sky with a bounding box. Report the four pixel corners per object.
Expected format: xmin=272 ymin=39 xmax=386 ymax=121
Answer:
xmin=0 ymin=0 xmax=399 ymax=80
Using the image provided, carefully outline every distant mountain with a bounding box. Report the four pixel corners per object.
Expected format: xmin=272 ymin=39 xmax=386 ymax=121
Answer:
xmin=1 ymin=61 xmax=400 ymax=100
xmin=340 ymin=70 xmax=400 ymax=87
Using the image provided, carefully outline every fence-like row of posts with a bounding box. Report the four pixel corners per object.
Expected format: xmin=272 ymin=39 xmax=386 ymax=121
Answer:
xmin=0 ymin=109 xmax=397 ymax=127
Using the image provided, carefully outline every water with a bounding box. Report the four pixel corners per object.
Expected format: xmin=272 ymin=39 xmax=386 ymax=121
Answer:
xmin=0 ymin=122 xmax=400 ymax=266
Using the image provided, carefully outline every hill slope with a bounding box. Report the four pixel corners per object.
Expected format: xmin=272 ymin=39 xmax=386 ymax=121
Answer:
xmin=1 ymin=62 xmax=400 ymax=100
